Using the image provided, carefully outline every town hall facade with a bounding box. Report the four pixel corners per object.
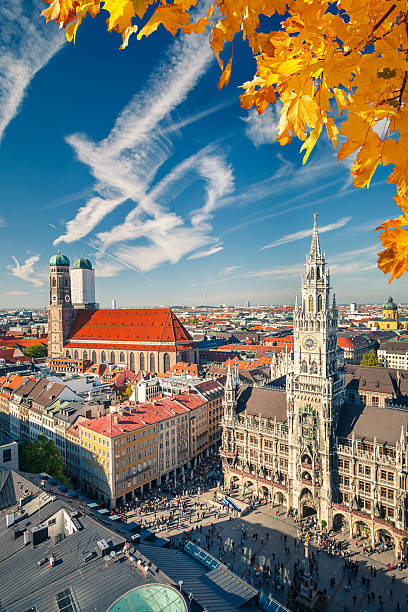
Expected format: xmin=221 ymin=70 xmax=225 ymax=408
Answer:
xmin=221 ymin=215 xmax=408 ymax=559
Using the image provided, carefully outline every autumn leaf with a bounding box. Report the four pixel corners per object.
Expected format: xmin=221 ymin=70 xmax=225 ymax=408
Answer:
xmin=218 ymin=57 xmax=232 ymax=90
xmin=41 ymin=0 xmax=408 ymax=281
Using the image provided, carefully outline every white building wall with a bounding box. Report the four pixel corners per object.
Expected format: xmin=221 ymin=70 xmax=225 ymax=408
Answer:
xmin=71 ymin=268 xmax=95 ymax=305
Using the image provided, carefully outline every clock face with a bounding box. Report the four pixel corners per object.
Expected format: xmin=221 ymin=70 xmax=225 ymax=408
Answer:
xmin=52 ymin=295 xmax=57 ymax=302
xmin=303 ymin=336 xmax=317 ymax=350
xmin=65 ymin=295 xmax=71 ymax=302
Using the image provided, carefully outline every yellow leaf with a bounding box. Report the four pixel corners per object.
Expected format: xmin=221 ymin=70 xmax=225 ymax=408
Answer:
xmin=217 ymin=57 xmax=232 ymax=90
xmin=300 ymin=122 xmax=323 ymax=164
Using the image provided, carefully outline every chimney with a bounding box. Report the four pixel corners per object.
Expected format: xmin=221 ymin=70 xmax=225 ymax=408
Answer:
xmin=112 ymin=299 xmax=117 ymax=309
xmin=113 ymin=414 xmax=120 ymax=424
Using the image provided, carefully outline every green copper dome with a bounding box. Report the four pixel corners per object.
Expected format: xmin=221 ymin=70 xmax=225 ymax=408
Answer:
xmin=49 ymin=251 xmax=70 ymax=267
xmin=384 ymin=296 xmax=397 ymax=310
xmin=73 ymin=256 xmax=93 ymax=270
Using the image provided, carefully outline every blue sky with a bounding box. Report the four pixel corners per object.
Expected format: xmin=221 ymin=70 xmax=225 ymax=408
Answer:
xmin=0 ymin=1 xmax=404 ymax=307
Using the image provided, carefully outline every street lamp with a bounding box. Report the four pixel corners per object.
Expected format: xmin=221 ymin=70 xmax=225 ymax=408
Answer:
xmin=178 ymin=580 xmax=183 ymax=592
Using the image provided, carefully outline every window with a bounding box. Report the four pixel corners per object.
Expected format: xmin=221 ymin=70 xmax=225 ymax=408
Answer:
xmin=130 ymin=352 xmax=135 ymax=371
xmin=150 ymin=353 xmax=155 ymax=372
xmin=120 ymin=352 xmax=125 ymax=363
xmin=56 ymin=588 xmax=74 ymax=612
xmin=2 ymin=448 xmax=11 ymax=462
xmin=110 ymin=351 xmax=115 ymax=363
xmin=140 ymin=353 xmax=145 ymax=370
xmin=91 ymin=351 xmax=97 ymax=363
xmin=372 ymin=396 xmax=379 ymax=407
xmin=164 ymin=353 xmax=170 ymax=372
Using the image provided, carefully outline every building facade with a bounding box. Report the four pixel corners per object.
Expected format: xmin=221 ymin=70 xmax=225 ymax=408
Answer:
xmin=221 ymin=215 xmax=408 ymax=558
xmin=378 ymin=340 xmax=408 ymax=370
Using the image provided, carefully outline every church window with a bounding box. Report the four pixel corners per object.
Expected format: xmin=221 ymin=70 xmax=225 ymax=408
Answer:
xmin=91 ymin=351 xmax=97 ymax=362
xmin=150 ymin=353 xmax=155 ymax=372
xmin=308 ymin=296 xmax=314 ymax=312
xmin=52 ymin=277 xmax=56 ymax=287
xmin=101 ymin=351 xmax=106 ymax=363
xmin=66 ymin=350 xmax=70 ymax=358
xmin=119 ymin=352 xmax=125 ymax=363
xmin=110 ymin=351 xmax=115 ymax=363
xmin=74 ymin=350 xmax=78 ymax=359
xmin=310 ymin=361 xmax=318 ymax=374
xmin=301 ymin=360 xmax=308 ymax=373
xmin=140 ymin=353 xmax=145 ymax=370
xmin=317 ymin=295 xmax=323 ymax=312
xmin=310 ymin=268 xmax=314 ymax=280
xmin=163 ymin=353 xmax=170 ymax=372
xmin=129 ymin=352 xmax=135 ymax=372
xmin=83 ymin=351 xmax=88 ymax=360
xmin=316 ymin=266 xmax=320 ymax=279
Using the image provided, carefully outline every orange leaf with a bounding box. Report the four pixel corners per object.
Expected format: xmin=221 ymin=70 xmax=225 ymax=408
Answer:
xmin=217 ymin=57 xmax=232 ymax=90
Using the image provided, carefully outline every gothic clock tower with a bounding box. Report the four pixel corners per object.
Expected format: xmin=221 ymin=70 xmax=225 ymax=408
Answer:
xmin=286 ymin=213 xmax=345 ymax=523
xmin=48 ymin=252 xmax=74 ymax=358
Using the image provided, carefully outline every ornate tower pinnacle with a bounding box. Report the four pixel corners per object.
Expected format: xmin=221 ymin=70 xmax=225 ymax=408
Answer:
xmin=310 ymin=211 xmax=322 ymax=259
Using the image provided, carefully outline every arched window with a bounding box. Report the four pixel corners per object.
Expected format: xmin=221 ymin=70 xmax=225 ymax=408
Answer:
xmin=66 ymin=350 xmax=70 ymax=358
xmin=316 ymin=266 xmax=321 ymax=279
xmin=101 ymin=351 xmax=106 ymax=363
xmin=317 ymin=294 xmax=323 ymax=312
xmin=180 ymin=351 xmax=187 ymax=362
xmin=73 ymin=350 xmax=78 ymax=359
xmin=150 ymin=353 xmax=155 ymax=372
xmin=301 ymin=360 xmax=308 ymax=373
xmin=91 ymin=351 xmax=97 ymax=362
xmin=308 ymin=296 xmax=314 ymax=313
xmin=119 ymin=352 xmax=125 ymax=364
xmin=52 ymin=277 xmax=56 ymax=287
xmin=310 ymin=361 xmax=318 ymax=374
xmin=129 ymin=352 xmax=135 ymax=372
xmin=110 ymin=351 xmax=115 ymax=363
xmin=140 ymin=353 xmax=145 ymax=371
xmin=164 ymin=353 xmax=170 ymax=372
xmin=83 ymin=351 xmax=88 ymax=360
xmin=310 ymin=268 xmax=314 ymax=280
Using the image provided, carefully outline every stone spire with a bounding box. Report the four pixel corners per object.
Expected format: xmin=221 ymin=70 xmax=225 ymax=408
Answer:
xmin=310 ymin=211 xmax=322 ymax=259
xmin=226 ymin=361 xmax=235 ymax=390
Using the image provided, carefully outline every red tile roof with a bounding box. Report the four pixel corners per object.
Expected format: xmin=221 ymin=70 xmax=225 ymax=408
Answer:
xmin=67 ymin=308 xmax=193 ymax=345
xmin=80 ymin=409 xmax=163 ymax=437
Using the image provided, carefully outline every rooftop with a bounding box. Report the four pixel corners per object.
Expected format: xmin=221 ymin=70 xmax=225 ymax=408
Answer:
xmin=68 ymin=308 xmax=193 ymax=345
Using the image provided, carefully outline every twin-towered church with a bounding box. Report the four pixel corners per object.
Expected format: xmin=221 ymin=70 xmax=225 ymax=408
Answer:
xmin=47 ymin=253 xmax=198 ymax=373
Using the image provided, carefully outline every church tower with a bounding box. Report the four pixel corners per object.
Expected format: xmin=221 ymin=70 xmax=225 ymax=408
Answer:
xmin=71 ymin=256 xmax=98 ymax=310
xmin=286 ymin=213 xmax=345 ymax=523
xmin=48 ymin=252 xmax=74 ymax=358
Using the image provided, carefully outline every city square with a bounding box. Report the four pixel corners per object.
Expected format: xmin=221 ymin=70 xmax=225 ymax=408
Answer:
xmin=124 ymin=480 xmax=408 ymax=611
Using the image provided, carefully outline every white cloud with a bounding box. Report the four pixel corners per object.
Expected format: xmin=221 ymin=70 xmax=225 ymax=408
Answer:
xmin=54 ymin=26 xmax=238 ymax=277
xmin=8 ymin=255 xmax=44 ymax=287
xmin=220 ymin=265 xmax=240 ymax=274
xmin=188 ymin=245 xmax=224 ymax=260
xmin=0 ymin=217 xmax=6 ymax=227
xmin=0 ymin=2 xmax=64 ymax=144
xmin=260 ymin=216 xmax=352 ymax=250
xmin=6 ymin=290 xmax=28 ymax=296
xmin=243 ymin=101 xmax=282 ymax=147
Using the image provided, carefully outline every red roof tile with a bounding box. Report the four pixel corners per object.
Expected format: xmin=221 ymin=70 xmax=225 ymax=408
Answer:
xmin=67 ymin=308 xmax=193 ymax=345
